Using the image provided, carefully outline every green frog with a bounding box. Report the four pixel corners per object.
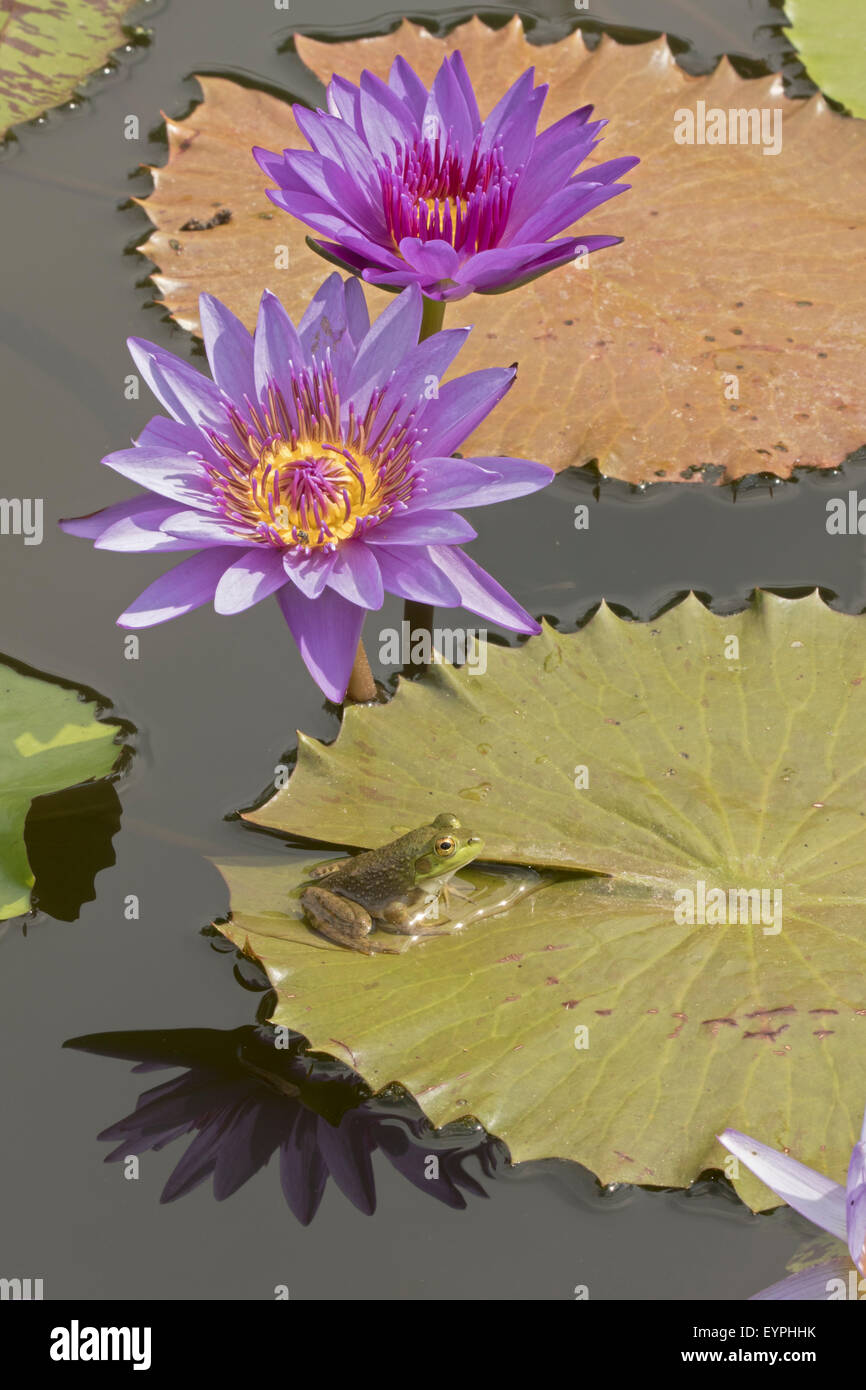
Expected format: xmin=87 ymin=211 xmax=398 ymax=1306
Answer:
xmin=301 ymin=813 xmax=483 ymax=954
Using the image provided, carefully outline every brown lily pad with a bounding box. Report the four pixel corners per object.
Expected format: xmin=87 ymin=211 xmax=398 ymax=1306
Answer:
xmin=136 ymin=17 xmax=866 ymax=484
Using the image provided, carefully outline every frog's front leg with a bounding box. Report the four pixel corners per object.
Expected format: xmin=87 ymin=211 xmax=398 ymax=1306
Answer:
xmin=441 ymin=875 xmax=476 ymax=910
xmin=301 ymin=885 xmax=402 ymax=954
xmin=378 ymin=898 xmax=452 ymax=939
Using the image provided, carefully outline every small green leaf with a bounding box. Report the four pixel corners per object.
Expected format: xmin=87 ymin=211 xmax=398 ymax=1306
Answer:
xmin=0 ymin=660 xmax=122 ymax=918
xmin=222 ymin=593 xmax=866 ymax=1209
xmin=0 ymin=0 xmax=140 ymax=139
xmin=786 ymin=0 xmax=866 ymax=119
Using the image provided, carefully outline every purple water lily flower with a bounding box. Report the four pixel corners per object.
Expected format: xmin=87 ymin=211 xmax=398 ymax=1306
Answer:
xmin=61 ymin=275 xmax=552 ymax=701
xmin=254 ymin=52 xmax=638 ymax=301
xmin=720 ymin=1111 xmax=866 ymax=1298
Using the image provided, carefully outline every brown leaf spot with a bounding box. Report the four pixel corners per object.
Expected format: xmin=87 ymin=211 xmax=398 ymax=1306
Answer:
xmin=743 ymin=1024 xmax=790 ymax=1042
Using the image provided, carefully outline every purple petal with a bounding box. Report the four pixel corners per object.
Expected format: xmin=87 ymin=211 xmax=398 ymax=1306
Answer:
xmin=424 ymin=55 xmax=474 ymax=155
xmin=60 ymin=494 xmax=174 ymax=540
xmin=213 ymin=547 xmax=289 ymax=615
xmin=375 ymin=544 xmax=461 ymax=606
xmin=265 ymin=187 xmax=359 ymax=244
xmin=325 ymin=541 xmax=384 ymax=609
xmin=135 ymin=415 xmax=206 ymax=454
xmin=471 ymin=239 xmax=610 ymax=294
xmin=387 ymin=55 xmax=428 ymax=124
xmin=362 ymin=263 xmax=433 ymax=291
xmin=292 ymin=104 xmax=380 ymax=197
xmin=365 ymin=509 xmax=476 ymax=546
xmin=417 ymin=367 xmax=515 ymax=456
xmin=375 ymin=326 xmax=469 ymax=423
xmin=343 ymin=274 xmax=370 ymax=347
xmin=101 ymin=446 xmax=217 ymax=510
xmin=117 ymin=548 xmax=238 ymax=629
xmin=96 ymin=507 xmax=197 ymax=553
xmin=512 ymin=180 xmax=630 ymax=244
xmin=127 ymin=340 xmax=228 ymax=434
xmin=325 ymin=75 xmax=362 ymax=131
xmin=454 ymin=242 xmax=567 ymax=291
xmin=159 ymin=510 xmax=250 ymax=545
xmin=496 ymin=83 xmax=548 ymax=169
xmin=252 ymin=144 xmax=289 ymax=183
xmin=846 ymin=1111 xmax=866 ymax=1275
xmin=253 ymin=290 xmax=304 ymax=405
xmin=397 ymin=237 xmax=461 ymax=283
xmin=446 ymin=53 xmax=481 ymax=136
xmin=358 ymin=69 xmax=416 ymax=162
xmin=479 ymin=68 xmax=534 ymax=152
xmin=428 ymin=544 xmax=540 ymax=634
xmin=283 ymin=547 xmax=337 ymax=600
xmin=346 ymin=284 xmax=423 ymax=408
xmin=412 ymin=459 xmax=503 ymax=508
xmin=199 ymin=294 xmax=255 ymax=402
xmin=751 ymin=1259 xmax=854 ymax=1301
xmin=507 ymin=107 xmax=597 ymax=222
xmin=416 ymin=456 xmax=553 ymax=507
xmin=310 ymin=224 xmax=403 ymax=272
xmin=297 ymin=273 xmax=355 ymax=370
xmin=718 ymin=1129 xmax=848 ymax=1241
xmin=320 ymin=162 xmax=390 ymax=242
xmin=571 ymin=153 xmax=641 ymax=186
xmin=272 ymin=147 xmax=346 ymax=205
xmin=479 ymin=69 xmax=546 ymax=168
xmin=277 ymin=584 xmax=366 ymax=703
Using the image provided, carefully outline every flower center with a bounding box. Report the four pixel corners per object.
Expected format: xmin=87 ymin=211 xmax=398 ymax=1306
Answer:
xmin=205 ymin=362 xmax=417 ymax=550
xmin=251 ymin=442 xmax=380 ymax=546
xmin=380 ymin=131 xmax=517 ymax=256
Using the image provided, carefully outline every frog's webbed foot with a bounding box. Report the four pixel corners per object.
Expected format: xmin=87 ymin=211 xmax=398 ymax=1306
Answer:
xmin=377 ymin=902 xmax=453 ymax=940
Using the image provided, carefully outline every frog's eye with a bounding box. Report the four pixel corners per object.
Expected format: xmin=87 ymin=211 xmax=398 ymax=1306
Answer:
xmin=434 ymin=836 xmax=457 ymax=858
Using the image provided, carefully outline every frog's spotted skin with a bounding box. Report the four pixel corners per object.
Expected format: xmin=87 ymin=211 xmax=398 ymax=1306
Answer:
xmin=300 ymin=813 xmax=482 ymax=954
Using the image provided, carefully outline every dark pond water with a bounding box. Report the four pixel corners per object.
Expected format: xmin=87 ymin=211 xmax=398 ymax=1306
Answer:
xmin=1 ymin=0 xmax=861 ymax=1301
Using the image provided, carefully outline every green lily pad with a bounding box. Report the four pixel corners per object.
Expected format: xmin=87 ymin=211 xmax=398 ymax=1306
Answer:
xmin=218 ymin=593 xmax=866 ymax=1209
xmin=0 ymin=0 xmax=139 ymax=140
xmin=0 ymin=660 xmax=123 ymax=918
xmin=786 ymin=0 xmax=866 ymax=119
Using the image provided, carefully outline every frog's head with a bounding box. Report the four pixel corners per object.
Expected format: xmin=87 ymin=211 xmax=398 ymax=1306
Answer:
xmin=411 ymin=812 xmax=483 ymax=887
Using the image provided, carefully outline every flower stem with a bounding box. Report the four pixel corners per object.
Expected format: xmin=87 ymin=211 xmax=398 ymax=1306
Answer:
xmin=404 ymin=296 xmax=447 ymax=659
xmin=346 ymin=639 xmax=377 ymax=703
xmin=419 ymin=294 xmax=446 ymax=341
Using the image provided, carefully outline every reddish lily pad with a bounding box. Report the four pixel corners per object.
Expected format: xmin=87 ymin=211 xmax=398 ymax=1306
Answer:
xmin=136 ymin=17 xmax=866 ymax=483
